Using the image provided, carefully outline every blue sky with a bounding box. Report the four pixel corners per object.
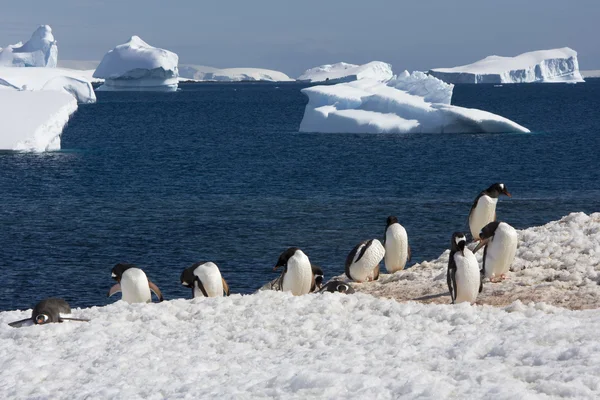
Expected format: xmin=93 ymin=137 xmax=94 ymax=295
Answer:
xmin=1 ymin=0 xmax=598 ymax=76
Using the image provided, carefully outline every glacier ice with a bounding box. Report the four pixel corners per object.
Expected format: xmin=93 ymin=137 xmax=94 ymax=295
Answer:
xmin=0 ymin=25 xmax=58 ymax=68
xmin=93 ymin=36 xmax=179 ymax=91
xmin=429 ymin=48 xmax=584 ymax=84
xmin=297 ymin=61 xmax=393 ymax=83
xmin=299 ymin=73 xmax=529 ymax=134
xmin=179 ymin=65 xmax=293 ymax=82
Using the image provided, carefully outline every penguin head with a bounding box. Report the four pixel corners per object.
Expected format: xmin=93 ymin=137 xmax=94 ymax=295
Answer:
xmin=485 ymin=183 xmax=511 ymax=198
xmin=111 ymin=263 xmax=136 ymax=282
xmin=386 ymin=215 xmax=399 ymax=228
xmin=34 ymin=314 xmax=50 ymax=325
xmin=311 ymin=264 xmax=324 ymax=289
xmin=180 ymin=262 xmax=208 ymax=288
xmin=451 ymin=232 xmax=467 ymax=255
xmin=274 ymin=247 xmax=302 ymax=271
xmin=321 ymin=280 xmax=355 ymax=294
xmin=479 ymin=221 xmax=501 ymax=240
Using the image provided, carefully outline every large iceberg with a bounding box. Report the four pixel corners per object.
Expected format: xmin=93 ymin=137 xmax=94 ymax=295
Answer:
xmin=0 ymin=25 xmax=58 ymax=68
xmin=179 ymin=65 xmax=293 ymax=82
xmin=429 ymin=48 xmax=584 ymax=84
xmin=93 ymin=36 xmax=179 ymax=91
xmin=298 ymin=61 xmax=393 ymax=83
xmin=299 ymin=72 xmax=529 ymax=134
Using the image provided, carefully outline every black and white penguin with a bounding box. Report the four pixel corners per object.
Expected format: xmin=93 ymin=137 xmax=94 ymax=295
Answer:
xmin=107 ymin=263 xmax=164 ymax=304
xmin=273 ymin=247 xmax=313 ymax=296
xmin=311 ymin=264 xmax=324 ymax=292
xmin=345 ymin=239 xmax=385 ymax=282
xmin=8 ymin=298 xmax=89 ymax=328
xmin=180 ymin=261 xmax=230 ymax=298
xmin=468 ymin=183 xmax=511 ymax=240
xmin=473 ymin=221 xmax=518 ymax=283
xmin=383 ymin=216 xmax=411 ymax=273
xmin=447 ymin=232 xmax=481 ymax=304
xmin=319 ymin=280 xmax=355 ymax=294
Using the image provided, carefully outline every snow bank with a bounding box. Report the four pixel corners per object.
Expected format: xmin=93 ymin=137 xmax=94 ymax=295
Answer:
xmin=298 ymin=61 xmax=393 ymax=83
xmin=299 ymin=75 xmax=529 ymax=134
xmin=0 ymin=89 xmax=77 ymax=151
xmin=337 ymin=212 xmax=600 ymax=310
xmin=430 ymin=48 xmax=584 ymax=84
xmin=179 ymin=65 xmax=293 ymax=82
xmin=1 ymin=292 xmax=600 ymax=399
xmin=0 ymin=25 xmax=57 ymax=68
xmin=93 ymin=36 xmax=179 ymax=91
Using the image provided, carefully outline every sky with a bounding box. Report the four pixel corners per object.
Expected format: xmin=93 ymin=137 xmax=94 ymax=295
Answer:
xmin=1 ymin=0 xmax=599 ymax=77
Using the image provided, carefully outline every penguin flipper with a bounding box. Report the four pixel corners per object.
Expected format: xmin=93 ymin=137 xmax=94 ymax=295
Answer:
xmin=195 ymin=276 xmax=209 ymax=297
xmin=148 ymin=280 xmax=164 ymax=302
xmin=59 ymin=317 xmax=90 ymax=323
xmin=372 ymin=264 xmax=380 ymax=281
xmin=407 ymin=244 xmax=412 ymax=262
xmin=107 ymin=283 xmax=122 ymax=297
xmin=8 ymin=318 xmax=33 ymax=328
xmin=222 ymin=278 xmax=230 ymax=296
xmin=447 ymin=257 xmax=457 ymax=303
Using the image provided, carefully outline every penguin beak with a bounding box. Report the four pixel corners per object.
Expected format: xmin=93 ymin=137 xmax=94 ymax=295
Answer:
xmin=504 ymin=189 xmax=512 ymax=197
xmin=473 ymin=238 xmax=489 ymax=253
xmin=273 ymin=264 xmax=281 ymax=271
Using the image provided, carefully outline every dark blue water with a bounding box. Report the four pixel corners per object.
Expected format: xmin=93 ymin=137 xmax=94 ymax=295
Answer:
xmin=1 ymin=81 xmax=599 ymax=311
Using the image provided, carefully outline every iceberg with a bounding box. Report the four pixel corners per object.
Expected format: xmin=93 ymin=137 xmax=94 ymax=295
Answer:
xmin=297 ymin=61 xmax=393 ymax=83
xmin=0 ymin=25 xmax=58 ymax=68
xmin=93 ymin=36 xmax=179 ymax=91
xmin=299 ymin=73 xmax=529 ymax=134
xmin=581 ymin=70 xmax=600 ymax=79
xmin=179 ymin=65 xmax=293 ymax=82
xmin=429 ymin=48 xmax=584 ymax=84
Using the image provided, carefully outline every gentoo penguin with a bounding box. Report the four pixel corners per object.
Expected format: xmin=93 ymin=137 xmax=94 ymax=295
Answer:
xmin=107 ymin=263 xmax=164 ymax=304
xmin=383 ymin=216 xmax=411 ymax=273
xmin=319 ymin=280 xmax=355 ymax=294
xmin=345 ymin=239 xmax=385 ymax=282
xmin=180 ymin=261 xmax=230 ymax=298
xmin=273 ymin=247 xmax=313 ymax=296
xmin=311 ymin=264 xmax=324 ymax=292
xmin=447 ymin=232 xmax=481 ymax=304
xmin=473 ymin=221 xmax=518 ymax=283
xmin=8 ymin=298 xmax=89 ymax=328
xmin=468 ymin=183 xmax=511 ymax=240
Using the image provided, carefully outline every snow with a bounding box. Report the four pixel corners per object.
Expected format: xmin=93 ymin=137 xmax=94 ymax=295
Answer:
xmin=179 ymin=65 xmax=293 ymax=82
xmin=0 ymin=25 xmax=57 ymax=68
xmin=93 ymin=36 xmax=179 ymax=91
xmin=299 ymin=75 xmax=529 ymax=134
xmin=298 ymin=61 xmax=393 ymax=83
xmin=430 ymin=48 xmax=584 ymax=84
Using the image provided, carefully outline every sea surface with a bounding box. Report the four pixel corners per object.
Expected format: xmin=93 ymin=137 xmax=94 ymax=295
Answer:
xmin=1 ymin=80 xmax=599 ymax=311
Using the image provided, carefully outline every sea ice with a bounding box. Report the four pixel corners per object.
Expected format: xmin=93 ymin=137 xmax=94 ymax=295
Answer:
xmin=179 ymin=65 xmax=293 ymax=82
xmin=0 ymin=25 xmax=57 ymax=68
xmin=430 ymin=48 xmax=584 ymax=84
xmin=93 ymin=36 xmax=179 ymax=91
xmin=298 ymin=61 xmax=393 ymax=83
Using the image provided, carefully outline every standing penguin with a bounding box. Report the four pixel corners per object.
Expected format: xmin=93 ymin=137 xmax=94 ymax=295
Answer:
xmin=107 ymin=263 xmax=164 ymax=304
xmin=311 ymin=264 xmax=324 ymax=292
xmin=447 ymin=232 xmax=481 ymax=304
xmin=345 ymin=239 xmax=385 ymax=282
xmin=273 ymin=247 xmax=313 ymax=296
xmin=180 ymin=261 xmax=230 ymax=298
xmin=474 ymin=221 xmax=518 ymax=283
xmin=383 ymin=216 xmax=411 ymax=273
xmin=8 ymin=298 xmax=89 ymax=328
xmin=469 ymin=183 xmax=511 ymax=240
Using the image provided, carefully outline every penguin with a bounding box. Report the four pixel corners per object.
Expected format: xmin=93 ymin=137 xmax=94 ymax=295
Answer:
xmin=273 ymin=247 xmax=313 ymax=296
xmin=345 ymin=239 xmax=385 ymax=282
xmin=447 ymin=232 xmax=481 ymax=304
xmin=468 ymin=183 xmax=511 ymax=240
xmin=319 ymin=280 xmax=355 ymax=294
xmin=383 ymin=216 xmax=411 ymax=273
xmin=180 ymin=261 xmax=230 ymax=298
xmin=311 ymin=264 xmax=324 ymax=292
xmin=107 ymin=263 xmax=164 ymax=304
xmin=8 ymin=298 xmax=89 ymax=328
xmin=473 ymin=221 xmax=518 ymax=283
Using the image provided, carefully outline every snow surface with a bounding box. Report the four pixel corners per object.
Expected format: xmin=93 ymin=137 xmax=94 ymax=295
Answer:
xmin=94 ymin=36 xmax=178 ymax=91
xmin=336 ymin=212 xmax=600 ymax=310
xmin=299 ymin=75 xmax=529 ymax=134
xmin=430 ymin=48 xmax=584 ymax=84
xmin=179 ymin=64 xmax=293 ymax=82
xmin=298 ymin=61 xmax=393 ymax=84
xmin=0 ymin=25 xmax=57 ymax=68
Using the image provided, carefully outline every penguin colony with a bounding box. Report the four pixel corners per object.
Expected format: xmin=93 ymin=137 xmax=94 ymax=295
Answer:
xmin=8 ymin=183 xmax=517 ymax=326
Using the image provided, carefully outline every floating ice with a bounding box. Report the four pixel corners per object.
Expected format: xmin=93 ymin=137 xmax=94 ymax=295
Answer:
xmin=0 ymin=25 xmax=58 ymax=68
xmin=298 ymin=61 xmax=393 ymax=83
xmin=430 ymin=48 xmax=584 ymax=84
xmin=93 ymin=36 xmax=179 ymax=91
xmin=179 ymin=65 xmax=293 ymax=82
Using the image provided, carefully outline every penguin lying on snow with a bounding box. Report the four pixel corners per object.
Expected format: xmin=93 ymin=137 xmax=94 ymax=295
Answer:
xmin=273 ymin=247 xmax=314 ymax=296
xmin=469 ymin=183 xmax=511 ymax=240
xmin=447 ymin=232 xmax=481 ymax=304
xmin=474 ymin=221 xmax=518 ymax=283
xmin=384 ymin=216 xmax=411 ymax=273
xmin=107 ymin=263 xmax=164 ymax=304
xmin=180 ymin=261 xmax=230 ymax=298
xmin=345 ymin=239 xmax=385 ymax=282
xmin=319 ymin=280 xmax=355 ymax=294
xmin=8 ymin=298 xmax=89 ymax=328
